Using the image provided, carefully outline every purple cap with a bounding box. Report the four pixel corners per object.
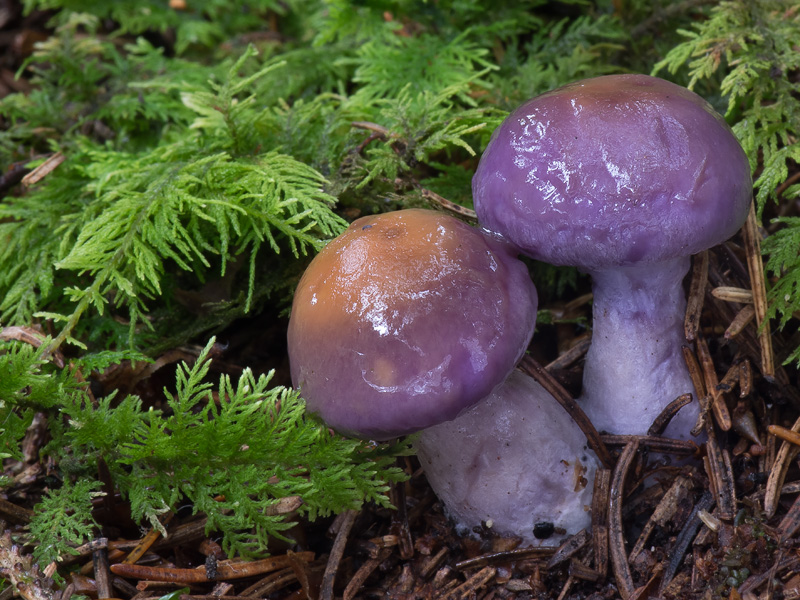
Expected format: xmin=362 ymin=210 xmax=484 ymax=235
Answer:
xmin=473 ymin=74 xmax=753 ymax=269
xmin=287 ymin=209 xmax=537 ymax=440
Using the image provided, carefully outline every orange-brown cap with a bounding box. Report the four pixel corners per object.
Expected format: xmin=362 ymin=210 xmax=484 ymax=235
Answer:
xmin=288 ymin=209 xmax=538 ymax=440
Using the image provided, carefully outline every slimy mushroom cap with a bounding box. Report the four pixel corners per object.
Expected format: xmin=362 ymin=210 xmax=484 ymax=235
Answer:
xmin=473 ymin=74 xmax=752 ymax=269
xmin=288 ymin=209 xmax=537 ymax=440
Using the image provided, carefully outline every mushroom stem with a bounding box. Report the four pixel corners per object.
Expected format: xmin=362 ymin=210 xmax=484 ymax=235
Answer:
xmin=415 ymin=370 xmax=599 ymax=546
xmin=580 ymin=257 xmax=698 ymax=439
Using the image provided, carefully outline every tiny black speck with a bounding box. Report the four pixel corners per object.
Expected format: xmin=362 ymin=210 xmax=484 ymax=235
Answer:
xmin=533 ymin=521 xmax=555 ymax=539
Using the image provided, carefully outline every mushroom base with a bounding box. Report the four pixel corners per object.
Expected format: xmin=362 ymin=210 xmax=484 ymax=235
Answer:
xmin=414 ymin=370 xmax=598 ymax=546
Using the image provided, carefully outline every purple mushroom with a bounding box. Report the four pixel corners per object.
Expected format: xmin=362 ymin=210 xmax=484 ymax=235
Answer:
xmin=473 ymin=74 xmax=753 ymax=439
xmin=287 ymin=208 xmax=537 ymax=440
xmin=288 ymin=208 xmax=599 ymax=543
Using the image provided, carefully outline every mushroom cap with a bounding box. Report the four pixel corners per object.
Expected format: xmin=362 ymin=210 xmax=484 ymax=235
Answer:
xmin=288 ymin=209 xmax=537 ymax=440
xmin=473 ymin=74 xmax=753 ymax=269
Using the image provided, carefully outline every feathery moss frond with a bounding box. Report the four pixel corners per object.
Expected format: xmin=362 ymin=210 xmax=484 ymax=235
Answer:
xmin=349 ymin=30 xmax=496 ymax=106
xmin=1 ymin=44 xmax=346 ymax=351
xmin=651 ymin=0 xmax=800 ymax=363
xmin=59 ymin=339 xmax=407 ymax=556
xmin=3 ymin=337 xmax=409 ymax=558
xmin=652 ymin=0 xmax=800 ymax=210
xmin=29 ymin=479 xmax=103 ymax=566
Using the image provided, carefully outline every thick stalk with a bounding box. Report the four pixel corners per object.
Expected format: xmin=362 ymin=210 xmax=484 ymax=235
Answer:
xmin=415 ymin=371 xmax=598 ymax=545
xmin=580 ymin=257 xmax=699 ymax=439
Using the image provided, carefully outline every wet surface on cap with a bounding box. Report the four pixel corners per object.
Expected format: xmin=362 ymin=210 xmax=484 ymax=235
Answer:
xmin=287 ymin=209 xmax=538 ymax=440
xmin=473 ymin=74 xmax=752 ymax=269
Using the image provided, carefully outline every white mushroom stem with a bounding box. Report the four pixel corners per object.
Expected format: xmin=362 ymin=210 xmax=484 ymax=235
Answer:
xmin=580 ymin=256 xmax=698 ymax=439
xmin=414 ymin=370 xmax=598 ymax=546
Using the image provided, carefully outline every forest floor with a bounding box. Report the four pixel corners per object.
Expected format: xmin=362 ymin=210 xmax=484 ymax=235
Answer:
xmin=3 ymin=3 xmax=800 ymax=600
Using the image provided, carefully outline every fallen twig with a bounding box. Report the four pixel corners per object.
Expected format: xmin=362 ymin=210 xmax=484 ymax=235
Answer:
xmin=456 ymin=547 xmax=554 ymax=571
xmin=628 ymin=474 xmax=694 ymax=562
xmin=21 ymin=152 xmax=65 ymax=187
xmin=389 ymin=477 xmax=414 ymax=560
xmin=519 ymin=355 xmax=614 ymax=469
xmin=591 ymin=469 xmax=611 ymax=578
xmin=600 ymin=434 xmax=698 ymax=456
xmin=545 ymin=336 xmax=591 ymax=372
xmin=704 ymin=421 xmax=736 ymax=520
xmin=724 ymin=304 xmax=756 ymax=339
xmin=110 ymin=553 xmax=314 ymax=583
xmin=122 ymin=512 xmax=174 ymax=565
xmin=696 ymin=335 xmax=731 ymax=431
xmin=438 ymin=566 xmax=495 ymax=600
xmin=765 ymin=414 xmax=800 ymax=517
xmin=418 ymin=186 xmax=478 ymax=220
xmin=658 ymin=490 xmax=714 ymax=594
xmin=711 ymin=286 xmax=754 ymax=303
xmin=0 ymin=532 xmax=56 ymax=600
xmin=684 ymin=250 xmax=708 ymax=342
xmin=344 ymin=547 xmax=392 ymax=600
xmin=92 ymin=545 xmax=112 ymax=599
xmin=683 ymin=345 xmax=710 ymax=437
xmin=239 ymin=566 xmax=300 ymax=597
xmin=608 ymin=440 xmax=638 ymax=599
xmin=742 ymin=202 xmax=775 ymax=377
xmin=319 ymin=510 xmax=358 ymax=600
xmin=546 ymin=528 xmax=590 ymax=570
xmin=647 ymin=393 xmax=694 ymax=436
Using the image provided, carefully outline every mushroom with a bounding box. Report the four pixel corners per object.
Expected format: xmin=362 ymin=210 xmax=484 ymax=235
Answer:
xmin=415 ymin=369 xmax=598 ymax=545
xmin=287 ymin=208 xmax=537 ymax=440
xmin=287 ymin=208 xmax=598 ymax=543
xmin=472 ymin=74 xmax=753 ymax=439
